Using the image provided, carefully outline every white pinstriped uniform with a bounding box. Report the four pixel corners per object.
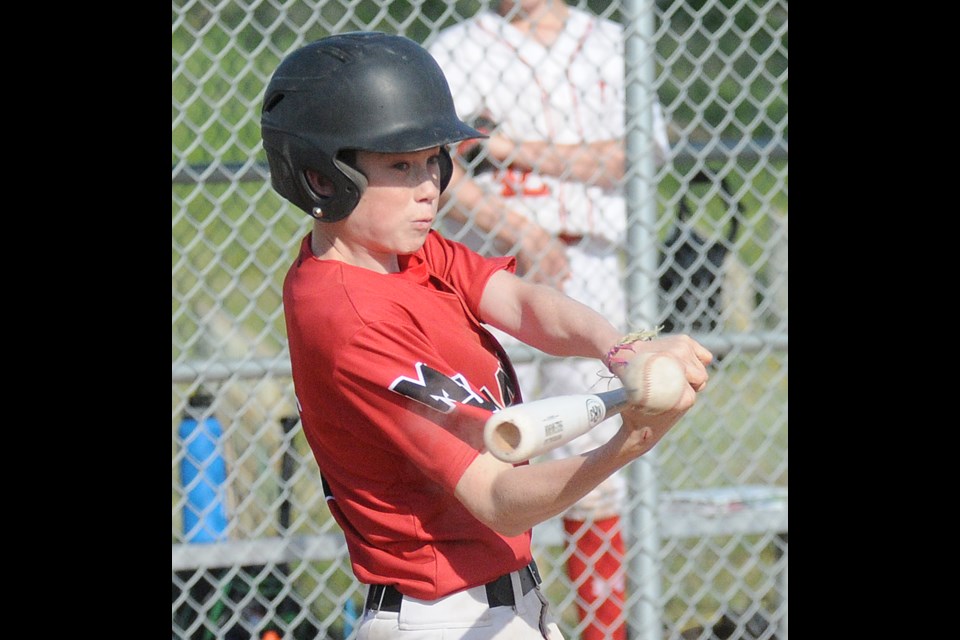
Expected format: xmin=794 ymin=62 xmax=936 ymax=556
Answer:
xmin=430 ymin=8 xmax=668 ymax=520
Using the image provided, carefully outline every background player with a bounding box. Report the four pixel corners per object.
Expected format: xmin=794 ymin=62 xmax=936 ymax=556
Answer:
xmin=429 ymin=2 xmax=670 ymax=638
xmin=261 ymin=31 xmax=709 ymax=640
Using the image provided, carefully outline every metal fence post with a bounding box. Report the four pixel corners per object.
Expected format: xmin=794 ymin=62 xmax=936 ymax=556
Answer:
xmin=623 ymin=1 xmax=665 ymax=639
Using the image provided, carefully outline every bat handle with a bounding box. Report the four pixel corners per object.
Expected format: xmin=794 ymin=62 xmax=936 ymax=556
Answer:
xmin=598 ymin=387 xmax=630 ymax=416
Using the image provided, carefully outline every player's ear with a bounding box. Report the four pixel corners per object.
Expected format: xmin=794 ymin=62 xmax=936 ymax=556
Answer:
xmin=305 ymin=169 xmax=336 ymax=198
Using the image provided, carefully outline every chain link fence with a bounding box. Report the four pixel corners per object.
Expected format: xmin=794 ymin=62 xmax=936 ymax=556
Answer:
xmin=172 ymin=1 xmax=787 ymax=638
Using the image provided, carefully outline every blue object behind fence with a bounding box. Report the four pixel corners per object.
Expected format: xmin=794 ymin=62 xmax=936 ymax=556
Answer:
xmin=179 ymin=390 xmax=229 ymax=543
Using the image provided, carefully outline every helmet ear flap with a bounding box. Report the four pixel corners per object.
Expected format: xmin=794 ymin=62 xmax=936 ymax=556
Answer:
xmin=439 ymin=147 xmax=453 ymax=194
xmin=302 ymin=160 xmax=366 ymax=222
xmin=264 ymin=150 xmax=300 ymax=213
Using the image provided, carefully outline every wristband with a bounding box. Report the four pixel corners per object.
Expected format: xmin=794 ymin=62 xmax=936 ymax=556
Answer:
xmin=602 ymin=327 xmax=662 ymax=371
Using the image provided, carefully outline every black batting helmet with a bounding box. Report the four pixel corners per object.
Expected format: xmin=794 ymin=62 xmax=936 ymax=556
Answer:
xmin=260 ymin=31 xmax=484 ymax=222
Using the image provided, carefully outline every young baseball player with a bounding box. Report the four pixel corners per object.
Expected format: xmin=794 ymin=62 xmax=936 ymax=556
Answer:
xmin=429 ymin=2 xmax=670 ymax=637
xmin=260 ymin=31 xmax=711 ymax=640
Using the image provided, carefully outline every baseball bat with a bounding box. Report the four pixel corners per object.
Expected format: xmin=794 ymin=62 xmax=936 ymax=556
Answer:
xmin=483 ymin=387 xmax=630 ymax=464
xmin=483 ymin=351 xmax=690 ymax=463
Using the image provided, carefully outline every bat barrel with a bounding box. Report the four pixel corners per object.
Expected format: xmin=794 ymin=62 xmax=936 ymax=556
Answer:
xmin=485 ymin=419 xmax=523 ymax=460
xmin=484 ymin=387 xmax=630 ymax=463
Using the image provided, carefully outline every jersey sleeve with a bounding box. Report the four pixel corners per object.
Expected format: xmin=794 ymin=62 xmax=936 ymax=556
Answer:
xmin=331 ymin=318 xmax=497 ymax=493
xmin=419 ymin=230 xmax=516 ymax=322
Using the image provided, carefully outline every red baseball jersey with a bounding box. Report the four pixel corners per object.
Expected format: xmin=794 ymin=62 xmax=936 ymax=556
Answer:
xmin=283 ymin=229 xmax=532 ymax=600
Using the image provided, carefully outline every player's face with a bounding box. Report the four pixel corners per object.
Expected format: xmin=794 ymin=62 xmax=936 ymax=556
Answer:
xmin=347 ymin=147 xmax=443 ymax=256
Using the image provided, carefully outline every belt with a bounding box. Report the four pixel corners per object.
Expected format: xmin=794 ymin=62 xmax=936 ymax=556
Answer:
xmin=364 ymin=560 xmax=542 ymax=614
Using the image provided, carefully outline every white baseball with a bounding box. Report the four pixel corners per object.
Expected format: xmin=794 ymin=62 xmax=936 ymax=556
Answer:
xmin=622 ymin=352 xmax=688 ymax=415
